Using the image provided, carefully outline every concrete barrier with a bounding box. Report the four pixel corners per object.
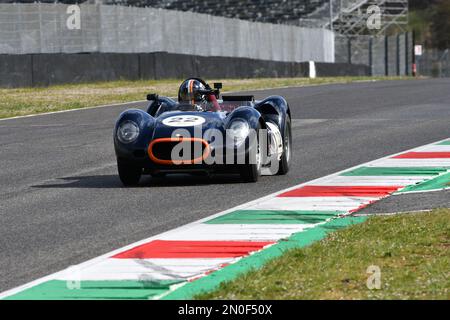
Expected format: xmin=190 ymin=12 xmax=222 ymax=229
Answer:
xmin=0 ymin=52 xmax=370 ymax=88
xmin=0 ymin=54 xmax=33 ymax=87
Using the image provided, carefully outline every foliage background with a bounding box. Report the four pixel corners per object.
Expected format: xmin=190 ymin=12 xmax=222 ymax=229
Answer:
xmin=409 ymin=0 xmax=450 ymax=50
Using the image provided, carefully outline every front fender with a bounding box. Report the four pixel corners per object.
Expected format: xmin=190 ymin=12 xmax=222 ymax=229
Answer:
xmin=224 ymin=107 xmax=266 ymax=161
xmin=226 ymin=106 xmax=263 ymax=130
xmin=114 ymin=109 xmax=155 ymax=158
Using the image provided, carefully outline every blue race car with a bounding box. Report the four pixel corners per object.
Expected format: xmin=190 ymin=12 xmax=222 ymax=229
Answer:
xmin=113 ymin=78 xmax=292 ymax=186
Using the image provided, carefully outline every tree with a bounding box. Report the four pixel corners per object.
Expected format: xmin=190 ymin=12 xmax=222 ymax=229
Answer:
xmin=430 ymin=0 xmax=450 ymax=49
xmin=409 ymin=0 xmax=440 ymax=10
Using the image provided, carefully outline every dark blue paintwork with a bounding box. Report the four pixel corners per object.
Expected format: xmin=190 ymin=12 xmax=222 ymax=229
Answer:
xmin=113 ymin=94 xmax=290 ymax=175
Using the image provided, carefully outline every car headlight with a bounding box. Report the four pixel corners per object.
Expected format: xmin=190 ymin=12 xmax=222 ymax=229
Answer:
xmin=117 ymin=120 xmax=140 ymax=143
xmin=227 ymin=119 xmax=250 ymax=147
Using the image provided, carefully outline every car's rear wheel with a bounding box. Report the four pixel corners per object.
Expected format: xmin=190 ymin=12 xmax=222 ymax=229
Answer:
xmin=239 ymin=124 xmax=262 ymax=183
xmin=117 ymin=158 xmax=142 ymax=186
xmin=277 ymin=115 xmax=292 ymax=175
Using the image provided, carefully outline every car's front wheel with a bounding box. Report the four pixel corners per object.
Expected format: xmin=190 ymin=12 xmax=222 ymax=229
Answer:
xmin=117 ymin=158 xmax=142 ymax=186
xmin=239 ymin=124 xmax=262 ymax=183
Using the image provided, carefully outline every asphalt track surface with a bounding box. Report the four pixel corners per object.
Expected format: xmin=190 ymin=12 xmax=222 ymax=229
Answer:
xmin=359 ymin=190 xmax=450 ymax=215
xmin=1 ymin=78 xmax=450 ymax=292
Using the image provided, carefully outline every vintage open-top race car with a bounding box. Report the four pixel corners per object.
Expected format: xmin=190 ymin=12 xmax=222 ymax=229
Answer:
xmin=113 ymin=78 xmax=292 ymax=186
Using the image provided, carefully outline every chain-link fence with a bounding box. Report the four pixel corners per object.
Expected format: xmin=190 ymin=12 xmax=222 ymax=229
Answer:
xmin=335 ymin=32 xmax=413 ymax=76
xmin=416 ymin=49 xmax=450 ymax=78
xmin=0 ymin=3 xmax=335 ymax=62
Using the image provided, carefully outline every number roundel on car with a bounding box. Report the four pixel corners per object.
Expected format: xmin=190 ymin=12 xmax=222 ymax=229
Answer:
xmin=162 ymin=115 xmax=206 ymax=127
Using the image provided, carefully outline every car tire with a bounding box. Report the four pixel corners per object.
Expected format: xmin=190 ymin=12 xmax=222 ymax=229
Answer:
xmin=239 ymin=123 xmax=262 ymax=183
xmin=150 ymin=172 xmax=165 ymax=178
xmin=117 ymin=158 xmax=142 ymax=186
xmin=277 ymin=115 xmax=292 ymax=175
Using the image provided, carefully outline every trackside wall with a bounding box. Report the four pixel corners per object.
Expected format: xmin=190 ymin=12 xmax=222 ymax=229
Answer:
xmin=0 ymin=3 xmax=373 ymax=87
xmin=0 ymin=52 xmax=370 ymax=88
xmin=0 ymin=3 xmax=334 ymax=62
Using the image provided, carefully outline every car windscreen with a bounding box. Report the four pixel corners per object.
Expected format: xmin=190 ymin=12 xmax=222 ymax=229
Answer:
xmin=155 ymin=100 xmax=253 ymax=117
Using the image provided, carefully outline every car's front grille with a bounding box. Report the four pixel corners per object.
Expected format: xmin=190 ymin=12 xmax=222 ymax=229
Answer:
xmin=148 ymin=138 xmax=210 ymax=165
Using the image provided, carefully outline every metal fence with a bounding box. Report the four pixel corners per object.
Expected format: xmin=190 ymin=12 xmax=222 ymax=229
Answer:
xmin=0 ymin=3 xmax=335 ymax=63
xmin=416 ymin=49 xmax=450 ymax=78
xmin=335 ymin=32 xmax=413 ymax=76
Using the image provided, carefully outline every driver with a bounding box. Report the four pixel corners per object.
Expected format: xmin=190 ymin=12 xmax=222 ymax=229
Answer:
xmin=178 ymin=78 xmax=208 ymax=109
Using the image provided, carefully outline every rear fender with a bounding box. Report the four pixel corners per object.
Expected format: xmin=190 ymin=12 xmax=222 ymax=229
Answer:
xmin=255 ymin=95 xmax=290 ymax=132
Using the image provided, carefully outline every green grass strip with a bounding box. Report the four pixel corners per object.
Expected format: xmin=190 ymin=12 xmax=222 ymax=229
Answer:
xmin=437 ymin=141 xmax=450 ymax=145
xmin=162 ymin=216 xmax=366 ymax=300
xmin=341 ymin=167 xmax=447 ymax=176
xmin=199 ymin=209 xmax=450 ymax=300
xmin=205 ymin=210 xmax=344 ymax=224
xmin=4 ymin=279 xmax=182 ymax=300
xmin=396 ymin=172 xmax=450 ymax=193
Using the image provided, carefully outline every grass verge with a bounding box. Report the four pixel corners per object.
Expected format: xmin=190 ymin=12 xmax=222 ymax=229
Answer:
xmin=0 ymin=76 xmax=409 ymax=119
xmin=198 ymin=209 xmax=450 ymax=300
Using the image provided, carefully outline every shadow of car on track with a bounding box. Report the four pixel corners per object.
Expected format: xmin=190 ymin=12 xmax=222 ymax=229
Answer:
xmin=32 ymin=174 xmax=244 ymax=189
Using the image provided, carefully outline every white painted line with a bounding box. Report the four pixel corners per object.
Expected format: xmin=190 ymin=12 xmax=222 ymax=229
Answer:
xmin=414 ymin=145 xmax=450 ymax=152
xmin=248 ymin=196 xmax=378 ymax=211
xmin=56 ymin=258 xmax=235 ymax=282
xmin=157 ymin=224 xmax=312 ymax=241
xmin=307 ymin=175 xmax=427 ymax=186
xmin=371 ymin=159 xmax=450 ymax=167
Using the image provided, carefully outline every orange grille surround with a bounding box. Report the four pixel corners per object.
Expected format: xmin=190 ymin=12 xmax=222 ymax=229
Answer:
xmin=148 ymin=137 xmax=211 ymax=165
